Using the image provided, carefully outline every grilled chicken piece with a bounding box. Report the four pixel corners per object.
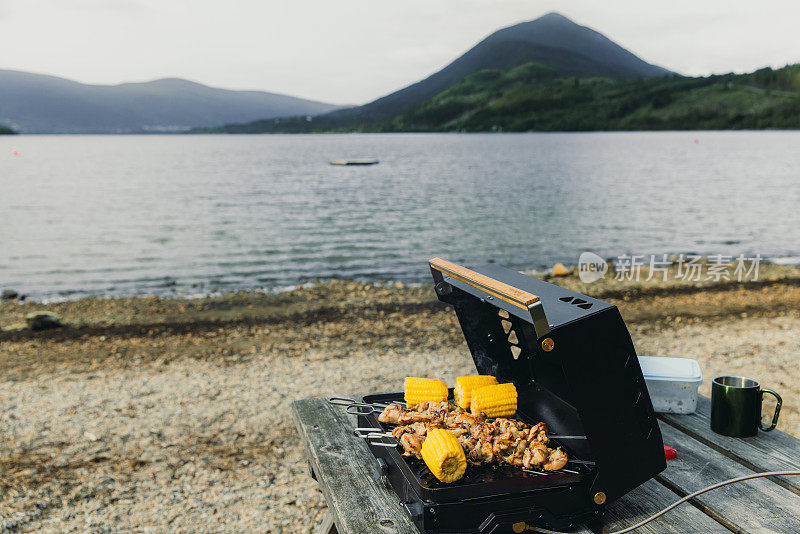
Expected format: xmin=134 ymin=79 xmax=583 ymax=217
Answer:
xmin=449 ymin=411 xmax=481 ymax=428
xmin=467 ymin=420 xmax=494 ymax=441
xmin=478 ymin=440 xmax=495 ymax=464
xmin=457 ymin=435 xmax=495 ymax=464
xmin=469 ymin=441 xmax=496 ymax=464
xmin=392 ymin=420 xmax=447 ymax=443
xmin=446 ymin=426 xmax=468 ymax=438
xmin=499 ymin=439 xmax=530 ymax=467
xmin=492 ymin=419 xmax=547 ymax=441
xmin=391 ymin=425 xmax=412 ymax=440
xmin=411 ymin=421 xmax=442 ymax=434
xmin=528 ymin=422 xmax=550 ymax=445
xmin=399 ymin=433 xmax=425 ymax=457
xmin=544 ymin=447 xmax=569 ymax=471
xmin=524 ymin=442 xmax=549 ymax=468
xmin=494 ymin=418 xmax=524 ymax=433
xmin=379 ymin=402 xmax=452 ymax=425
xmin=378 ymin=403 xmax=405 ymax=425
xmin=398 ymin=411 xmax=435 ymax=424
xmin=396 ymin=401 xmax=452 ymax=425
xmin=414 ymin=401 xmax=451 ymax=413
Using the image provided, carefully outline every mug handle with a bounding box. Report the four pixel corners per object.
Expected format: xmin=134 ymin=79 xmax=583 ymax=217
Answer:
xmin=759 ymin=389 xmax=782 ymax=432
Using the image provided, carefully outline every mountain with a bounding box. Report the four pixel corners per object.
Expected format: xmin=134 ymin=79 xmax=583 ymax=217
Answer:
xmin=0 ymin=70 xmax=344 ymax=133
xmin=211 ymin=12 xmax=672 ymax=133
xmin=332 ymin=12 xmax=671 ymax=122
xmin=382 ymin=63 xmax=800 ymax=131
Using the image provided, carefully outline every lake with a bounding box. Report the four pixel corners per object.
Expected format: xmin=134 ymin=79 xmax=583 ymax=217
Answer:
xmin=2 ymin=132 xmax=799 ymax=301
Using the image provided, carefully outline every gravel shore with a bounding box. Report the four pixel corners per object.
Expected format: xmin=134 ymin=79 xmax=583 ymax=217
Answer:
xmin=1 ymin=270 xmax=798 ymax=532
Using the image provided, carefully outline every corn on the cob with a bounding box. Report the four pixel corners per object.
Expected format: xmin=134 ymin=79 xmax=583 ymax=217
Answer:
xmin=470 ymin=382 xmax=517 ymax=418
xmin=453 ymin=375 xmax=498 ymax=410
xmin=420 ymin=429 xmax=467 ymax=483
xmin=404 ymin=377 xmax=448 ymax=409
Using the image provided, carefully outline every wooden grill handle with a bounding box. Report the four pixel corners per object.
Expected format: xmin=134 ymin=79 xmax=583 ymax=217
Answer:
xmin=429 ymin=257 xmax=539 ymax=309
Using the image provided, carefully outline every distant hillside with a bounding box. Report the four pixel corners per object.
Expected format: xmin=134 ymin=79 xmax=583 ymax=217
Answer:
xmin=0 ymin=124 xmax=16 ymax=135
xmin=0 ymin=70 xmax=344 ymax=133
xmin=213 ymin=63 xmax=800 ymax=133
xmin=380 ymin=63 xmax=800 ymax=131
xmin=212 ymin=63 xmax=800 ymax=135
xmin=210 ymin=12 xmax=672 ymax=133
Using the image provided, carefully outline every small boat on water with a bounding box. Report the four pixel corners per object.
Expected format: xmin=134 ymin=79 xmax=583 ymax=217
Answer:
xmin=329 ymin=158 xmax=379 ymax=166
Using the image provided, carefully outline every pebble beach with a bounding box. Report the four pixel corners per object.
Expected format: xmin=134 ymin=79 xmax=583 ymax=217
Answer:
xmin=1 ymin=264 xmax=799 ymax=532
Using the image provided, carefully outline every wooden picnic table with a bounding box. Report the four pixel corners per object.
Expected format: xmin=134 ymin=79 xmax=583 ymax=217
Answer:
xmin=293 ymin=395 xmax=800 ymax=534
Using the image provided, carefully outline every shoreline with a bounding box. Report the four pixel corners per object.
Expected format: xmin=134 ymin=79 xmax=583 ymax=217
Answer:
xmin=1 ymin=268 xmax=798 ymax=531
xmin=5 ymin=256 xmax=800 ymax=305
xmin=3 ymin=261 xmax=800 ymax=329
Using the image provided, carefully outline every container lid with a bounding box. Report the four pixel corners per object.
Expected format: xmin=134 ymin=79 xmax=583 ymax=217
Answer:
xmin=638 ymin=356 xmax=702 ymax=382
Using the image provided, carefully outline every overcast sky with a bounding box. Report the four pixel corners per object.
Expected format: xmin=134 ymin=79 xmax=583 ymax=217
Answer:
xmin=1 ymin=0 xmax=798 ymax=105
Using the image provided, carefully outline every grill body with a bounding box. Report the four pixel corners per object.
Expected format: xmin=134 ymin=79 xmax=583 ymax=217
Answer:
xmin=360 ymin=392 xmax=598 ymax=533
xmin=360 ymin=259 xmax=666 ymax=533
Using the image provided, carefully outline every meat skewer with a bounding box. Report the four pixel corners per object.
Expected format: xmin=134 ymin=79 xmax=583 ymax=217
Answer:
xmin=377 ymin=401 xmax=569 ymax=472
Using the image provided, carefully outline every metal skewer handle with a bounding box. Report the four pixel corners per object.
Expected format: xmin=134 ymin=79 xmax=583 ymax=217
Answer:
xmin=353 ymin=428 xmax=392 ymax=438
xmin=327 ymin=397 xmax=401 ymax=415
xmin=523 ymin=467 xmax=580 ymax=476
xmin=567 ymin=459 xmax=596 ymax=465
xmin=365 ymin=433 xmax=399 ymax=447
xmin=346 ymin=404 xmax=380 ymax=415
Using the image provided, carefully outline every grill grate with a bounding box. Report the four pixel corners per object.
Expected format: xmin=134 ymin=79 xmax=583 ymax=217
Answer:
xmin=362 ymin=392 xmax=592 ymax=496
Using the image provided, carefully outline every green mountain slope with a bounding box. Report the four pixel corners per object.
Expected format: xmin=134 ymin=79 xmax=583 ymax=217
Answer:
xmin=0 ymin=124 xmax=16 ymax=135
xmin=320 ymin=12 xmax=670 ymax=124
xmin=209 ymin=64 xmax=800 ymax=133
xmin=206 ymin=12 xmax=671 ymax=133
xmin=379 ymin=63 xmax=800 ymax=132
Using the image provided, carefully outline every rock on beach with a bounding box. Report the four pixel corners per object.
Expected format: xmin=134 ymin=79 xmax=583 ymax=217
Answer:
xmin=25 ymin=311 xmax=63 ymax=331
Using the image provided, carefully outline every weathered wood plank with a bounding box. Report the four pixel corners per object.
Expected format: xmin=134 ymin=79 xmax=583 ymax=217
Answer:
xmin=594 ymin=478 xmax=729 ymax=533
xmin=657 ymin=421 xmax=800 ymax=533
xmin=317 ymin=512 xmax=338 ymax=534
xmin=659 ymin=396 xmax=800 ymax=497
xmin=292 ymin=398 xmax=418 ymax=534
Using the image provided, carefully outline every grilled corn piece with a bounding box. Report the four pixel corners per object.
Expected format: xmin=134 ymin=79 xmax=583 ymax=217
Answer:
xmin=470 ymin=382 xmax=517 ymax=418
xmin=420 ymin=429 xmax=467 ymax=483
xmin=404 ymin=377 xmax=448 ymax=409
xmin=453 ymin=375 xmax=498 ymax=410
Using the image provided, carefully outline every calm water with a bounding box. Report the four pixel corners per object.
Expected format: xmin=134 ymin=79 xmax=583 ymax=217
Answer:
xmin=2 ymin=132 xmax=799 ymax=300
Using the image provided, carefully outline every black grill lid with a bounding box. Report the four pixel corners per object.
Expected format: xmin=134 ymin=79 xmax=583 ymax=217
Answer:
xmin=429 ymin=258 xmax=666 ymax=504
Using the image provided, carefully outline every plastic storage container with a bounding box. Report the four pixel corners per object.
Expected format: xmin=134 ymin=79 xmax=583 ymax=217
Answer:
xmin=638 ymin=356 xmax=703 ymax=414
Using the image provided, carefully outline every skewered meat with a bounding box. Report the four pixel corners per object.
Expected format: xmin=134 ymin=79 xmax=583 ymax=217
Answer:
xmin=378 ymin=403 xmax=405 ymax=425
xmin=391 ymin=421 xmax=441 ymax=440
xmin=413 ymin=400 xmax=451 ymax=413
xmin=523 ymin=442 xmax=547 ymax=468
xmin=399 ymin=433 xmax=425 ymax=457
xmin=544 ymin=447 xmax=569 ymax=471
xmin=378 ymin=402 xmax=568 ymax=472
xmin=378 ymin=401 xmax=452 ymax=425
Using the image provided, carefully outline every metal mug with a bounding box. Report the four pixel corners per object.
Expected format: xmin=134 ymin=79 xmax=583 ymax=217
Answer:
xmin=710 ymin=376 xmax=782 ymax=437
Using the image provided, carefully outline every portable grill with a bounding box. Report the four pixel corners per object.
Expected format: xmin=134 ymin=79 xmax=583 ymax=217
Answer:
xmin=355 ymin=258 xmax=666 ymax=533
